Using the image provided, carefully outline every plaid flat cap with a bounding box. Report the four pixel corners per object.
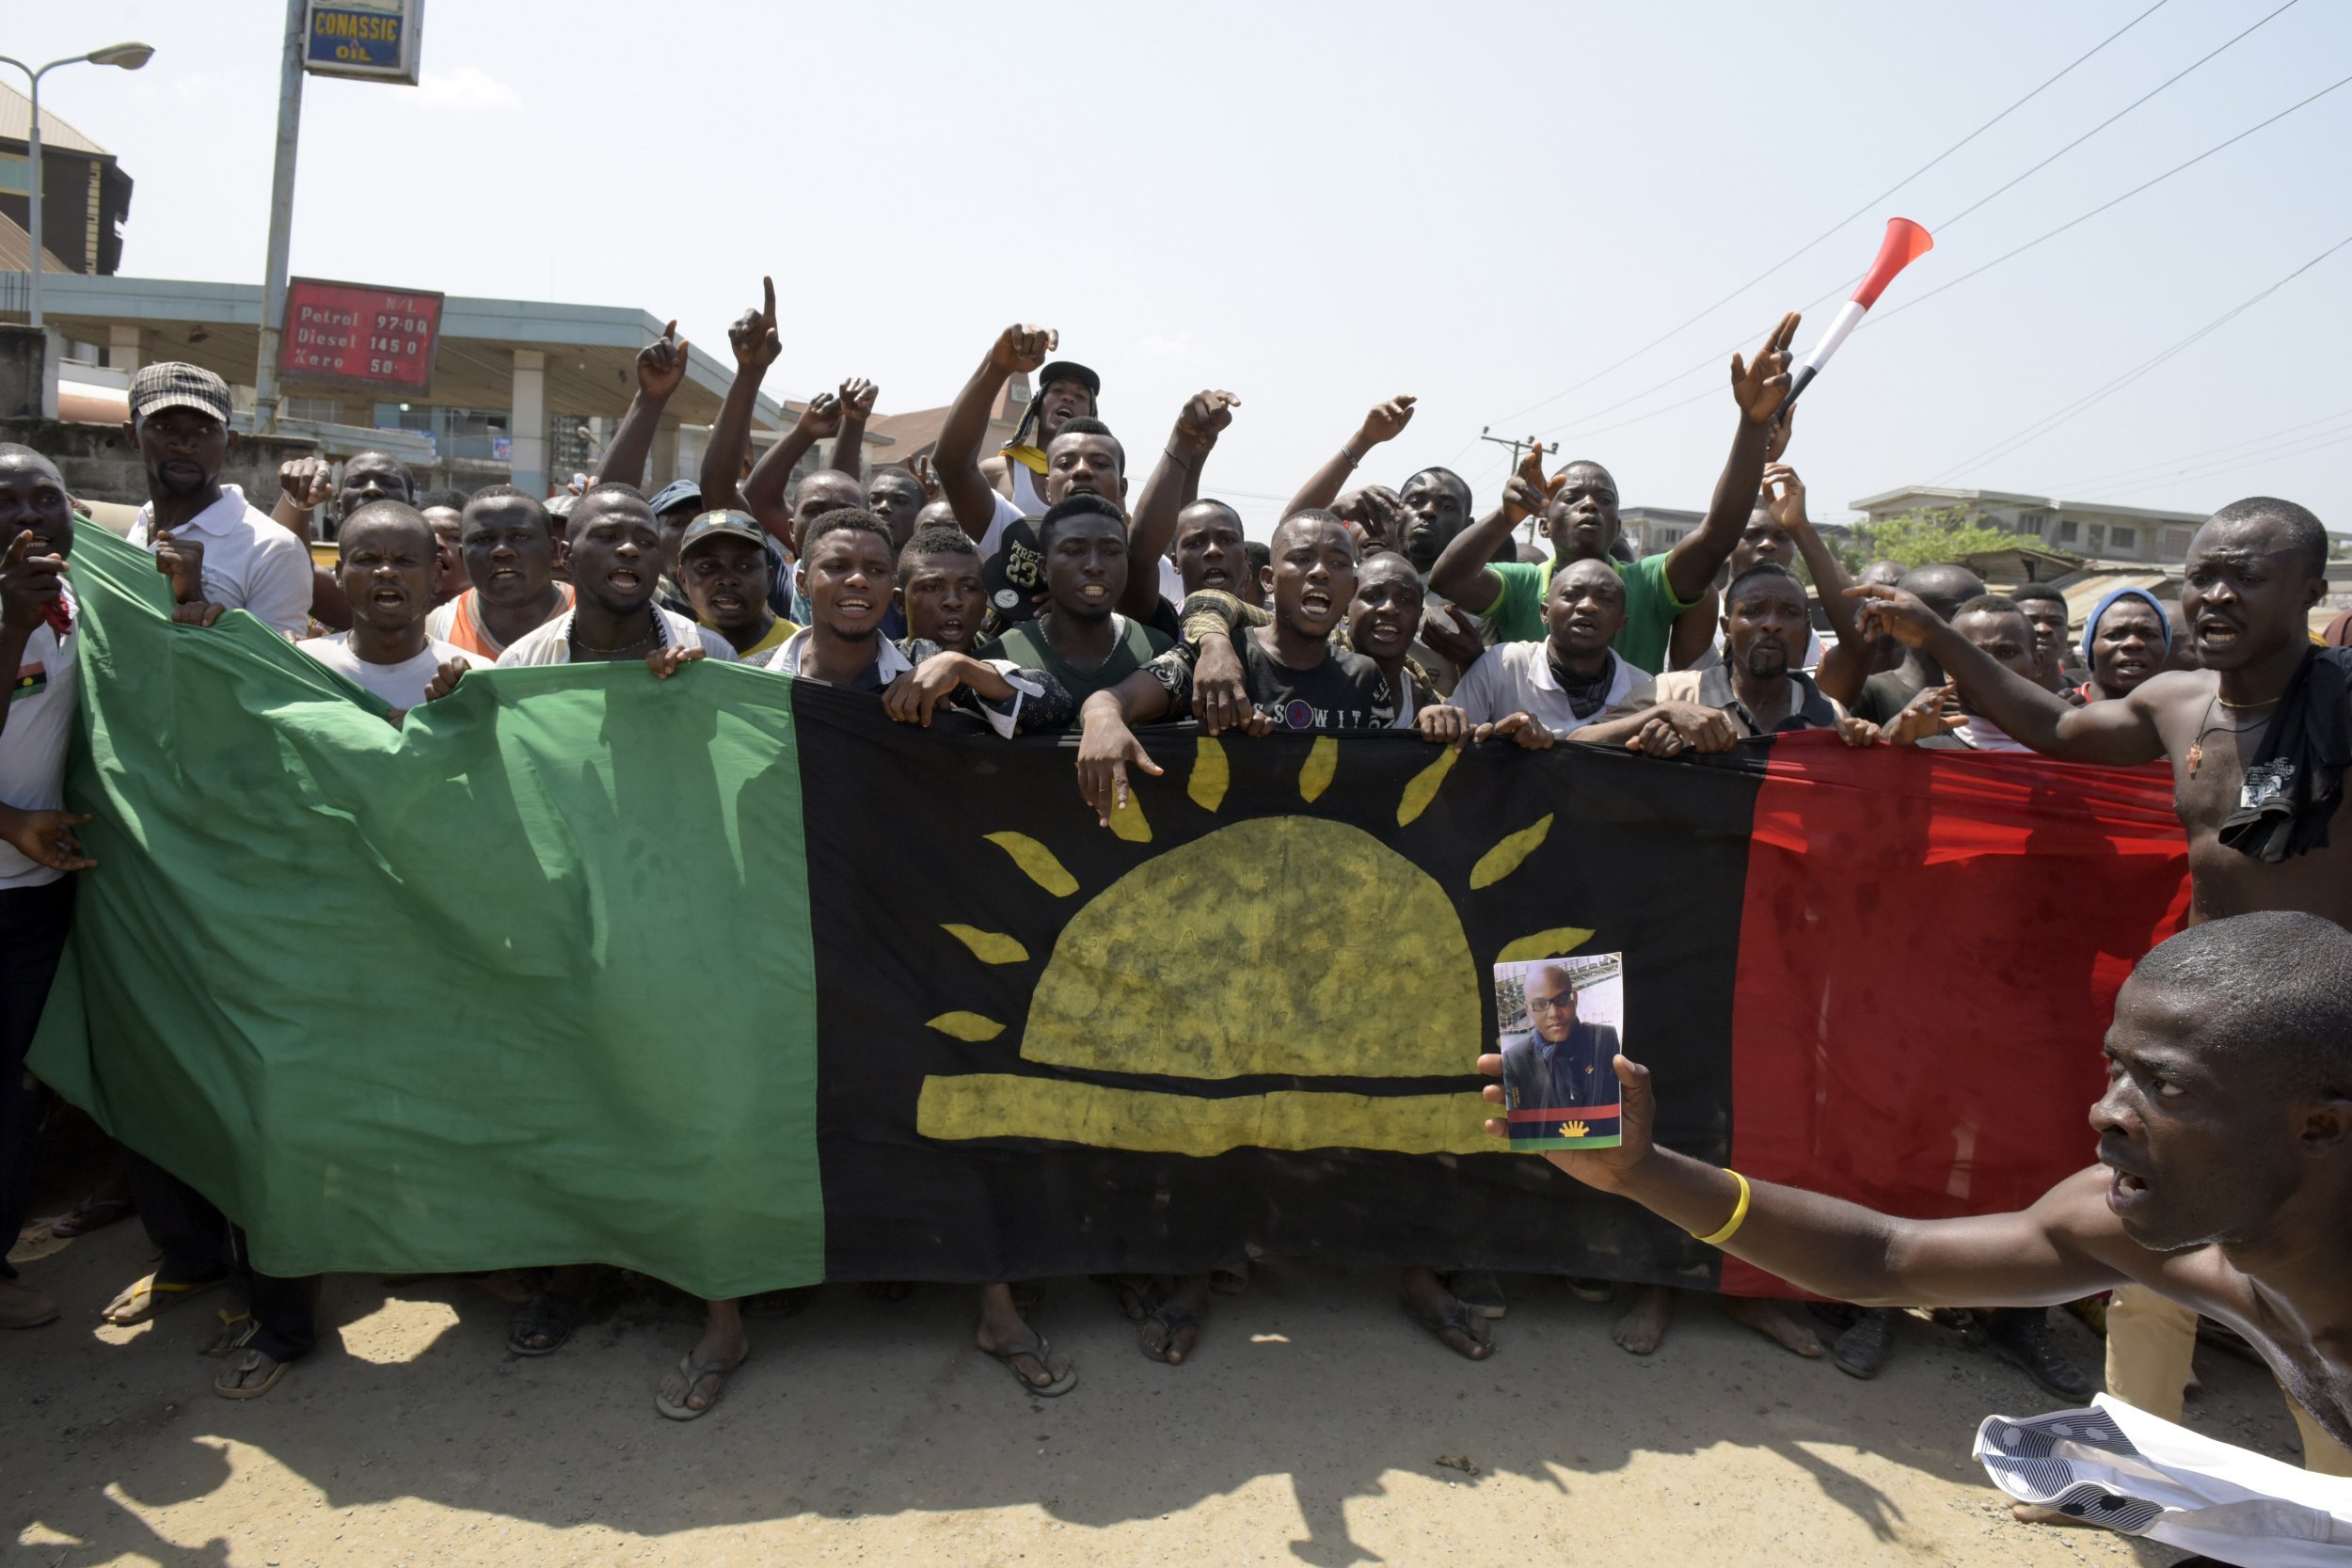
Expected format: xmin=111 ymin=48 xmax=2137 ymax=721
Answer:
xmin=129 ymin=362 xmax=234 ymax=424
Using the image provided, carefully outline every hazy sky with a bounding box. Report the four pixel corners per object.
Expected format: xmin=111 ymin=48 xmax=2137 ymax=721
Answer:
xmin=19 ymin=0 xmax=2352 ymax=534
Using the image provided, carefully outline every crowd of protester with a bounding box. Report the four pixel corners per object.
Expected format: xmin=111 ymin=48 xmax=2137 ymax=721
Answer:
xmin=2 ymin=293 xmax=2347 ymax=1528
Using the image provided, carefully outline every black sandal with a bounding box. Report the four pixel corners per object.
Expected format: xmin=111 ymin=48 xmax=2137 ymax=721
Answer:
xmin=507 ymin=1290 xmax=577 ymax=1356
xmin=1402 ymin=1293 xmax=1494 ymax=1360
xmin=1138 ymin=1301 xmax=1200 ymax=1363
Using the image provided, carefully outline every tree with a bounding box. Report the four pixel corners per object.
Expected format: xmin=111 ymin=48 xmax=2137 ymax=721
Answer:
xmin=1839 ymin=507 xmax=2031 ymax=573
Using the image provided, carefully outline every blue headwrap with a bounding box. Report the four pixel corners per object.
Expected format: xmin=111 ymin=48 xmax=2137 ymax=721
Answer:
xmin=2080 ymin=587 xmax=2171 ymax=672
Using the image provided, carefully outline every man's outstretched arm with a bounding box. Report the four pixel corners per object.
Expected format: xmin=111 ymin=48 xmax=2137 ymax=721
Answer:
xmin=1660 ymin=313 xmax=1798 ymax=604
xmin=701 ymin=278 xmax=783 ymax=513
xmin=1427 ymin=470 xmax=1547 ymax=616
xmin=1283 ymin=395 xmax=1415 ymax=518
xmin=940 ymin=325 xmax=1056 ymax=542
xmin=1853 ymin=586 xmax=2172 ymax=764
xmin=1120 ymin=390 xmax=1238 ymax=618
xmin=597 ymin=322 xmax=690 ymax=487
xmin=1480 ymin=1053 xmax=2131 ymax=1308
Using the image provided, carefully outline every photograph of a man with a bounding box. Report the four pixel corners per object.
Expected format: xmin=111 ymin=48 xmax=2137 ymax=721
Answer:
xmin=1501 ymin=962 xmax=1622 ymax=1118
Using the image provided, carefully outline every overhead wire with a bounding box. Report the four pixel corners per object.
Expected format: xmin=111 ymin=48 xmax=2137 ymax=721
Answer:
xmin=1500 ymin=6 xmax=2326 ymax=445
xmin=1522 ymin=69 xmax=2352 ymax=447
xmin=2097 ymin=426 xmax=2352 ymax=502
xmin=1482 ymin=0 xmax=2180 ymax=430
xmin=1871 ymin=71 xmax=2352 ymax=326
xmin=2042 ymin=407 xmax=2352 ymax=491
xmin=1931 ymin=232 xmax=2352 ymax=481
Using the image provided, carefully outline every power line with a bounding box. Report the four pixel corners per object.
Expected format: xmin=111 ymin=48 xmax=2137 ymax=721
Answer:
xmin=2098 ymin=426 xmax=2352 ymax=502
xmin=1523 ymin=69 xmax=2352 ymax=446
xmin=1931 ymin=232 xmax=2352 ymax=481
xmin=1874 ymin=71 xmax=2352 ymax=326
xmin=1482 ymin=0 xmax=2177 ymax=430
xmin=2043 ymin=406 xmax=2352 ymax=491
xmin=1936 ymin=0 xmax=2301 ymax=230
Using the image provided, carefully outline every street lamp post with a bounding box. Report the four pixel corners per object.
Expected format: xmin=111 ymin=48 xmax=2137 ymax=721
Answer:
xmin=0 ymin=41 xmax=153 ymax=327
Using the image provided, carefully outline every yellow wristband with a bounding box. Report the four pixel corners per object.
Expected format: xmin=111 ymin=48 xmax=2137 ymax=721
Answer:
xmin=1693 ymin=1169 xmax=1752 ymax=1247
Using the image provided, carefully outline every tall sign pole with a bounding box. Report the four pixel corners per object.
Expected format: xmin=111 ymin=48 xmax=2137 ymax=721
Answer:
xmin=252 ymin=3 xmax=427 ymax=434
xmin=252 ymin=0 xmax=309 ymax=435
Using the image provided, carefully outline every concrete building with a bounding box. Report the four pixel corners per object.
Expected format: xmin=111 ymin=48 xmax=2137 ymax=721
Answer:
xmin=13 ymin=272 xmax=800 ymax=502
xmin=1848 ymin=484 xmax=2205 ymax=567
xmin=1618 ymin=505 xmax=1702 ymax=557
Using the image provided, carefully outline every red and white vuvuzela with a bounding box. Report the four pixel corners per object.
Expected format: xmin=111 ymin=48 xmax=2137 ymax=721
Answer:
xmin=1777 ymin=217 xmax=1934 ymax=417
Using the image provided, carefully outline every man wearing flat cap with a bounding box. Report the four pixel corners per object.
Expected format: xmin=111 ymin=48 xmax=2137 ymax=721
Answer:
xmin=121 ymin=363 xmax=312 ymax=638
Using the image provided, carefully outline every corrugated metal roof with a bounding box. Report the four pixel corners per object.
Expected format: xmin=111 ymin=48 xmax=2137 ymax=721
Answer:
xmin=0 ymin=83 xmax=111 ymax=157
xmin=0 ymin=213 xmax=74 ymax=273
xmin=2061 ymin=571 xmax=2173 ymax=633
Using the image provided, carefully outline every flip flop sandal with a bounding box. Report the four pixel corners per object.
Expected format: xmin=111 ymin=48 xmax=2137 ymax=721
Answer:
xmin=655 ymin=1352 xmax=747 ymax=1420
xmin=214 ymin=1345 xmax=291 ymax=1401
xmin=102 ymin=1270 xmax=226 ymax=1326
xmin=1209 ymin=1263 xmax=1250 ymax=1297
xmin=507 ymin=1291 xmax=579 ymax=1357
xmin=988 ymin=1332 xmax=1077 ymax=1397
xmin=1401 ymin=1294 xmax=1493 ymax=1361
xmin=1137 ymin=1302 xmax=1200 ymax=1365
xmin=203 ymin=1309 xmax=256 ymax=1356
xmin=51 ymin=1196 xmax=135 ymax=1238
xmin=1448 ymin=1270 xmax=1507 ymax=1320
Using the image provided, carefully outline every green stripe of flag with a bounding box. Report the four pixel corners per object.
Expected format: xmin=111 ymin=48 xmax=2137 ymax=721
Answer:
xmin=31 ymin=527 xmax=823 ymax=1298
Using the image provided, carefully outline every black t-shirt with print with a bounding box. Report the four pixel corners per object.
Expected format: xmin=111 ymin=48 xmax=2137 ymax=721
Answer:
xmin=1237 ymin=634 xmax=1393 ymax=732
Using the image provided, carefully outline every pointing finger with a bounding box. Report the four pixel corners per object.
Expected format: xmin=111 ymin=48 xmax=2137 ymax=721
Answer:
xmin=762 ymin=276 xmax=776 ymax=321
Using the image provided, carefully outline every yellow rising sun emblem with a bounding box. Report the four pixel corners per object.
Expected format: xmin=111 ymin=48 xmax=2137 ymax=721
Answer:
xmin=920 ymin=737 xmax=1593 ymax=1158
xmin=1561 ymin=1121 xmax=1590 ymax=1140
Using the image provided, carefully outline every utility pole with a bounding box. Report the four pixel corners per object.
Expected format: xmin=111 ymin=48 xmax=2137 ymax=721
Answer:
xmin=1479 ymin=427 xmax=1556 ymax=543
xmin=251 ymin=0 xmax=308 ymax=435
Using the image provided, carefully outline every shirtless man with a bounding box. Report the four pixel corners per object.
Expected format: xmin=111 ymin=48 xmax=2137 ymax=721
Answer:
xmin=1853 ymin=498 xmax=2349 ymax=927
xmin=1478 ymin=909 xmax=2352 ymax=1463
xmin=1855 ymin=496 xmax=2352 ymax=1476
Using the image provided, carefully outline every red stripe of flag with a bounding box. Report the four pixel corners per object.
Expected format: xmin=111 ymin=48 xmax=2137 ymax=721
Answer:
xmin=1723 ymin=735 xmax=2188 ymax=1298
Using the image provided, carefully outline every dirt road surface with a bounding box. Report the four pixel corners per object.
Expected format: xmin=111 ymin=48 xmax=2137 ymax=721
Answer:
xmin=6 ymin=1221 xmax=2307 ymax=1566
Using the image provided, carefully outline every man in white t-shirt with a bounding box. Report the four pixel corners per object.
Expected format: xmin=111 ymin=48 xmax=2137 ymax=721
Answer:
xmin=294 ymin=502 xmax=488 ymax=719
xmin=1452 ymin=559 xmax=1645 ymax=740
xmin=119 ymin=363 xmax=311 ymax=639
xmin=496 ymin=484 xmax=736 ymax=669
xmin=0 ymin=448 xmax=96 ymax=1331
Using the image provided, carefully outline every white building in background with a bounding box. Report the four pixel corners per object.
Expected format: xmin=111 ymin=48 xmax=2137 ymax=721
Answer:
xmin=1618 ymin=505 xmax=1704 ymax=557
xmin=1848 ymin=485 xmax=2206 ymax=566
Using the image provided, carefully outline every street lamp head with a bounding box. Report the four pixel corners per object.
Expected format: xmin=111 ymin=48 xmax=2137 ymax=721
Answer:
xmin=87 ymin=42 xmax=154 ymax=71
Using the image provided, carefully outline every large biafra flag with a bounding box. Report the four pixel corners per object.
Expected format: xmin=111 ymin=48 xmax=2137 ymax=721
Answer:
xmin=32 ymin=526 xmax=2191 ymax=1301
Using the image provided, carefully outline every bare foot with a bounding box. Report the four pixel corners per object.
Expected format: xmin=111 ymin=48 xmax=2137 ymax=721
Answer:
xmin=1613 ymin=1284 xmax=1673 ymax=1354
xmin=977 ymin=1282 xmax=1075 ymax=1393
xmin=1139 ymin=1274 xmax=1209 ymax=1365
xmin=1401 ymin=1265 xmax=1492 ymax=1360
xmin=2010 ymin=1504 xmax=2090 ymax=1528
xmin=1725 ymin=1294 xmax=1824 ymax=1357
xmin=657 ymin=1299 xmax=748 ymax=1418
